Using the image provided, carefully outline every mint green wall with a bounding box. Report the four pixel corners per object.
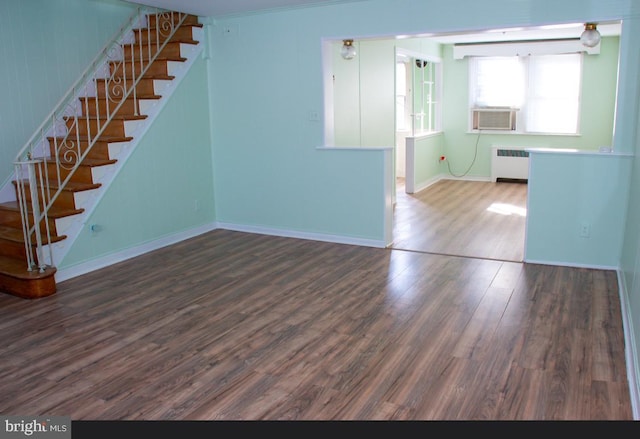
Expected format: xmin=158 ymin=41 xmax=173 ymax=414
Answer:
xmin=411 ymin=134 xmax=443 ymax=190
xmin=0 ymin=0 xmax=137 ymax=188
xmin=333 ymin=37 xmax=442 ymax=147
xmin=360 ymin=40 xmax=396 ymax=147
xmin=209 ymin=11 xmax=393 ymax=242
xmin=59 ymin=55 xmax=215 ymax=269
xmin=332 ymin=42 xmax=361 ymax=146
xmin=440 ymin=37 xmax=619 ymax=179
xmin=525 ymin=151 xmax=631 ymax=267
xmin=332 ymin=39 xmax=396 ymax=147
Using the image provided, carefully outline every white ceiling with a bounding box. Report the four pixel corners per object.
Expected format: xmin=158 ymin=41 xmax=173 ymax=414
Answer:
xmin=123 ymin=0 xmax=621 ymax=44
xmin=123 ymin=0 xmax=365 ymax=18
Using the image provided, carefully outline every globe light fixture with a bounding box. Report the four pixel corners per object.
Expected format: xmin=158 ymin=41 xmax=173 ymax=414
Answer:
xmin=580 ymin=23 xmax=601 ymax=47
xmin=341 ymin=39 xmax=356 ymax=60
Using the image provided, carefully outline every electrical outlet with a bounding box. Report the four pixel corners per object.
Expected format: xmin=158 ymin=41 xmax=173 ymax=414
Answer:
xmin=580 ymin=222 xmax=590 ymax=238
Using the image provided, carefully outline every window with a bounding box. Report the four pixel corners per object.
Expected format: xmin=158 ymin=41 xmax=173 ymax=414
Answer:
xmin=396 ymin=61 xmax=409 ymax=131
xmin=469 ymin=53 xmax=582 ymax=134
xmin=396 ymin=51 xmax=442 ymax=136
xmin=413 ymin=58 xmax=439 ymax=134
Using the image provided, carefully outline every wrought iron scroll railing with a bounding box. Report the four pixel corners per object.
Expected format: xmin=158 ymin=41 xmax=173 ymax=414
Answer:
xmin=13 ymin=7 xmax=188 ymax=273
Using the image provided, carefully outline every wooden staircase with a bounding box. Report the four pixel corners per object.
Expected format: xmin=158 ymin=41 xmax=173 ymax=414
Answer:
xmin=0 ymin=12 xmax=203 ymax=299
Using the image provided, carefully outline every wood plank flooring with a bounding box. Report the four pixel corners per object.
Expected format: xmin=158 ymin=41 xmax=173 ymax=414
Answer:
xmin=0 ymin=229 xmax=632 ymax=420
xmin=392 ymin=178 xmax=527 ymax=261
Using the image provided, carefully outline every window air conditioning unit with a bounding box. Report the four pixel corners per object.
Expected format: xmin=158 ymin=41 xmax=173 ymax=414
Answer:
xmin=472 ymin=107 xmax=518 ymax=131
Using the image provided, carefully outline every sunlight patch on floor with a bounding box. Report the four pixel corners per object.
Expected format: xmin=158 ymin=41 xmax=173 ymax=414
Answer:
xmin=487 ymin=202 xmax=527 ymax=216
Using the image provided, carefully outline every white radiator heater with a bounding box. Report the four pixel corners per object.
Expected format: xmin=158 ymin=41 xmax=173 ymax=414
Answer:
xmin=491 ymin=146 xmax=529 ymax=182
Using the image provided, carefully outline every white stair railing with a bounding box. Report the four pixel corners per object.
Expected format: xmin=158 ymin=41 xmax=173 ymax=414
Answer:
xmin=13 ymin=7 xmax=188 ymax=273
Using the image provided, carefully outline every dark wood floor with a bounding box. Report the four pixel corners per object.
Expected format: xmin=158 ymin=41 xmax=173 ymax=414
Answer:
xmin=0 ymin=228 xmax=633 ymax=420
xmin=392 ymin=178 xmax=527 ymax=261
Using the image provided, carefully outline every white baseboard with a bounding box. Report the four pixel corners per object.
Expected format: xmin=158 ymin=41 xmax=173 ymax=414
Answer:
xmin=523 ymin=258 xmax=618 ymax=271
xmin=408 ymin=175 xmax=442 ymax=194
xmin=56 ymin=221 xmax=387 ymax=283
xmin=55 ymin=222 xmax=218 ymax=282
xmin=407 ymin=173 xmax=493 ymax=195
xmin=441 ymin=175 xmax=492 ymax=182
xmin=216 ymin=222 xmax=387 ymax=249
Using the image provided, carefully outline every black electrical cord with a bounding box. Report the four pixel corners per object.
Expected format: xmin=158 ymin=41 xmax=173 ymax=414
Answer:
xmin=447 ymin=129 xmax=481 ymax=178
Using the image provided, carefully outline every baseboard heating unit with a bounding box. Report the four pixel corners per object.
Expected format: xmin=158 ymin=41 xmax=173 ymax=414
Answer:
xmin=491 ymin=146 xmax=529 ymax=182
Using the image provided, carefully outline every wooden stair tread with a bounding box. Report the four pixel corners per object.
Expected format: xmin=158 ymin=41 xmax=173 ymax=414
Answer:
xmin=48 ymin=135 xmax=133 ymax=143
xmin=0 ymin=201 xmax=83 ymax=219
xmin=47 ymin=180 xmax=101 ymax=192
xmin=0 ymin=255 xmax=57 ymax=281
xmin=79 ymin=94 xmax=162 ymax=101
xmin=136 ymin=22 xmax=203 ymax=28
xmin=0 ymin=225 xmax=66 ymax=245
xmin=131 ymin=34 xmax=201 ymax=46
xmin=13 ymin=179 xmax=101 ymax=192
xmin=0 ymin=225 xmax=29 ymax=242
xmin=40 ymin=157 xmax=118 ymax=167
xmin=110 ymin=55 xmax=187 ymax=63
xmin=62 ymin=114 xmax=148 ymax=121
xmin=134 ymin=23 xmax=202 ymax=34
xmin=96 ymin=74 xmax=176 ymax=82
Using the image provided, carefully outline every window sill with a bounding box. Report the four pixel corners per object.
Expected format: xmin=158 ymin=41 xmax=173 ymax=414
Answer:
xmin=466 ymin=130 xmax=581 ymax=136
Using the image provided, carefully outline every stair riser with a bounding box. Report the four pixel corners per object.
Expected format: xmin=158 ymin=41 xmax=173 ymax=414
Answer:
xmin=41 ymin=162 xmax=95 ymax=185
xmin=109 ymin=60 xmax=169 ymax=78
xmin=65 ymin=118 xmax=126 ymax=137
xmin=134 ymin=26 xmax=196 ymax=45
xmin=48 ymin=139 xmax=113 ymax=160
xmin=122 ymin=41 xmax=182 ymax=61
xmin=79 ymin=98 xmax=142 ymax=118
xmin=95 ymin=78 xmax=156 ymax=98
xmin=19 ymin=188 xmax=79 ymax=211
xmin=0 ymin=209 xmax=22 ymax=228
xmin=146 ymin=13 xmax=199 ymax=28
xmin=0 ymin=209 xmax=59 ymax=236
xmin=0 ymin=238 xmax=28 ymax=260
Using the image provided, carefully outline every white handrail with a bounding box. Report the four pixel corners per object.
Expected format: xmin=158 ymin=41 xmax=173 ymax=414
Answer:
xmin=16 ymin=8 xmax=145 ymax=161
xmin=13 ymin=7 xmax=188 ymax=271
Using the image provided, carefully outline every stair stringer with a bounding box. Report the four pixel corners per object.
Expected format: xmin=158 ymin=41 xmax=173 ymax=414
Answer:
xmin=43 ymin=25 xmax=205 ymax=269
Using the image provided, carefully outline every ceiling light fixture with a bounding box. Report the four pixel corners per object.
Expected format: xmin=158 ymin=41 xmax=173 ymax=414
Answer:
xmin=341 ymin=39 xmax=356 ymax=60
xmin=580 ymin=22 xmax=601 ymax=47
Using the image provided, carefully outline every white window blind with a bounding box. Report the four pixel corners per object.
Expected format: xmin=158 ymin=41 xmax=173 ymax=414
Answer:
xmin=469 ymin=53 xmax=582 ymax=134
xmin=472 ymin=56 xmax=524 ymax=108
xmin=526 ymin=54 xmax=581 ymax=134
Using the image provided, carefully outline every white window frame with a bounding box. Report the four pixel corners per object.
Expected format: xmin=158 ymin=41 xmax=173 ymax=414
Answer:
xmin=468 ymin=52 xmax=584 ymax=135
xmin=396 ymin=48 xmax=442 ymax=136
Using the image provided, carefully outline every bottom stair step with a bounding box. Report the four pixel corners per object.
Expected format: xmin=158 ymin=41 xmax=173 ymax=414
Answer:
xmin=0 ymin=255 xmax=56 ymax=299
